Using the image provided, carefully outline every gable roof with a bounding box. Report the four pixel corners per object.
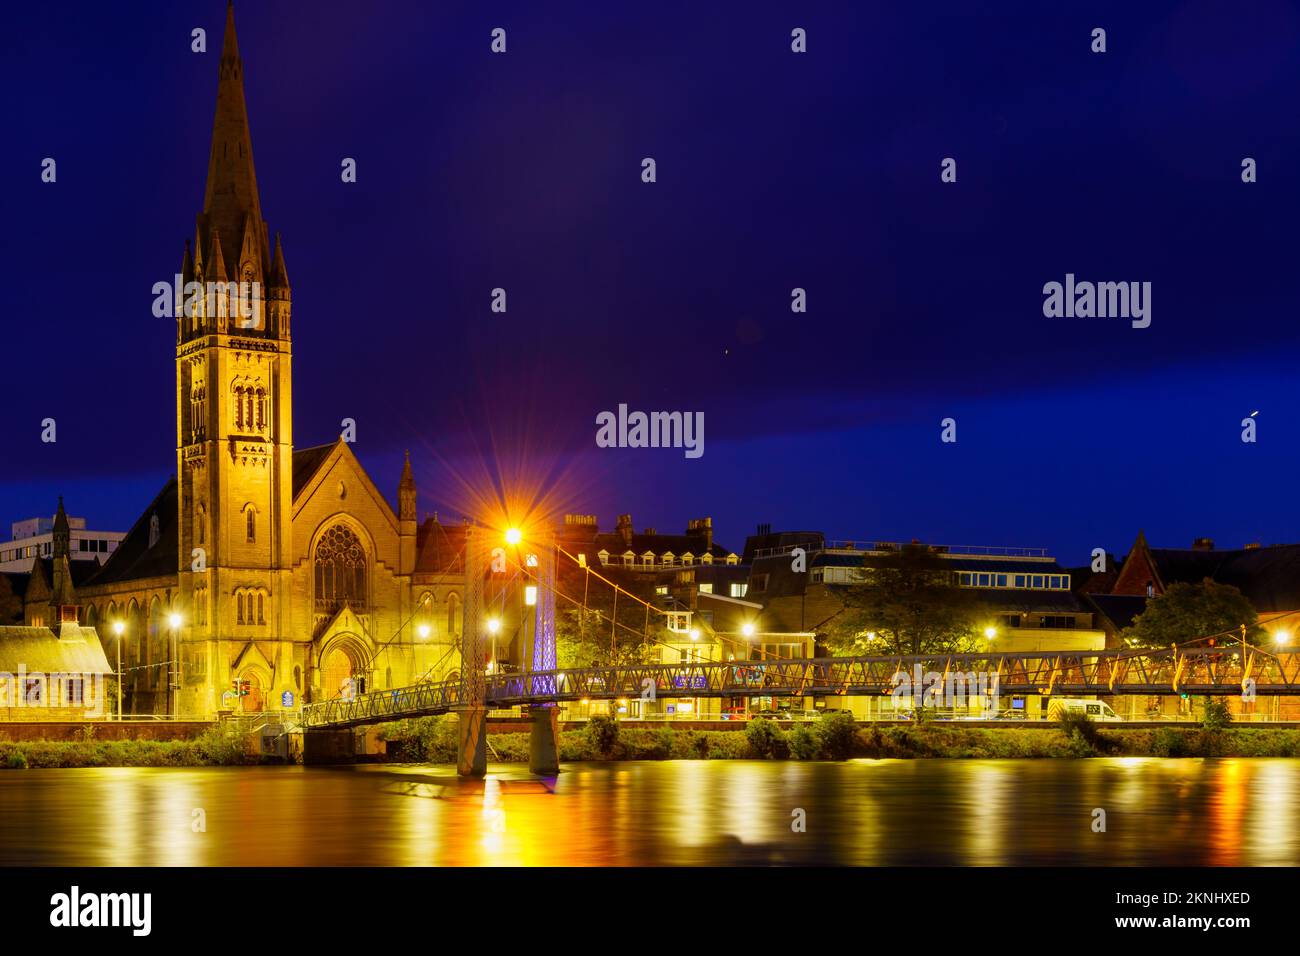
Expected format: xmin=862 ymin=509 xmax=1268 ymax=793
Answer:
xmin=1147 ymin=544 xmax=1300 ymax=613
xmin=414 ymin=520 xmax=467 ymax=574
xmin=292 ymin=442 xmax=338 ymax=499
xmin=86 ymin=479 xmax=179 ymax=587
xmin=0 ymin=624 xmax=113 ymax=674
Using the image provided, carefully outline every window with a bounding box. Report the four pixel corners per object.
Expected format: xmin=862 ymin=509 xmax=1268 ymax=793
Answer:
xmin=257 ymin=592 xmax=265 ymax=625
xmin=597 ymin=550 xmax=609 ymax=566
xmin=681 ymin=553 xmax=694 ymax=566
xmin=1041 ymin=615 xmax=1074 ymax=629
xmin=24 ymin=678 xmax=43 ymax=705
xmin=668 ymin=612 xmax=691 ymax=632
xmin=246 ymin=508 xmax=256 ymax=543
xmin=314 ymin=524 xmax=368 ymax=614
xmin=751 ymin=574 xmax=769 ymax=593
xmin=66 ymin=677 xmax=84 ymax=705
xmin=996 ymin=574 xmax=1008 ymax=587
xmin=699 ymin=583 xmax=714 ymax=594
xmin=729 ymin=583 xmax=748 ymax=598
xmin=1146 ymin=582 xmax=1154 ymax=597
xmin=1001 ymin=614 xmax=1021 ymax=628
xmin=1014 ymin=574 xmax=1026 ymax=588
xmin=1032 ymin=575 xmax=1044 ymax=589
xmin=655 ymin=586 xmax=668 ymax=596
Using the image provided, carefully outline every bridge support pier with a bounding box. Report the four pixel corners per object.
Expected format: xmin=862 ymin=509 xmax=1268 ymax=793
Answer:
xmin=528 ymin=705 xmax=560 ymax=775
xmin=456 ymin=707 xmax=488 ymax=777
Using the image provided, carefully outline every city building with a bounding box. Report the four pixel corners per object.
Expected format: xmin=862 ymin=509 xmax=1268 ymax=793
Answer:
xmin=0 ymin=506 xmax=124 ymax=572
xmin=46 ymin=6 xmax=465 ymax=717
xmin=0 ymin=500 xmax=113 ymax=720
xmin=743 ymin=532 xmax=1106 ymax=653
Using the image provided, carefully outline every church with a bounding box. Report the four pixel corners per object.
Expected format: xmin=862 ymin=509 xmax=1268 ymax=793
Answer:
xmin=50 ymin=5 xmax=467 ymax=718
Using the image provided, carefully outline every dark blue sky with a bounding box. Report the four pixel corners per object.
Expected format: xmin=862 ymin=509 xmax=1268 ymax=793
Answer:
xmin=4 ymin=0 xmax=1299 ymax=562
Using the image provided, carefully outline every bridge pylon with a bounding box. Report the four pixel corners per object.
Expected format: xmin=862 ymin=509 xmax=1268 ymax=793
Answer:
xmin=527 ymin=531 xmax=560 ymax=775
xmin=456 ymin=526 xmax=489 ymax=777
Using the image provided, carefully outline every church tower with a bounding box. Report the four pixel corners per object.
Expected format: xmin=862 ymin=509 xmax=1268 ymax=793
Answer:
xmin=176 ymin=2 xmax=293 ymax=714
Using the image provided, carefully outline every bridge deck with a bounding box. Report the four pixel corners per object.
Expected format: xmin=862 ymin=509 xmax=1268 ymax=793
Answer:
xmin=301 ymin=648 xmax=1300 ymax=729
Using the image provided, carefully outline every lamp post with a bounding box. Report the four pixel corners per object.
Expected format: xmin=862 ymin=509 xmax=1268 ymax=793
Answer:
xmin=112 ymin=620 xmax=125 ymax=721
xmin=168 ymin=612 xmax=182 ymax=718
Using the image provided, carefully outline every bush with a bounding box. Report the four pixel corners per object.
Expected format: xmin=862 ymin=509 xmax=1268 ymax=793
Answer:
xmin=1056 ymin=710 xmax=1108 ymax=755
xmin=788 ymin=725 xmax=819 ymax=760
xmin=816 ymin=711 xmax=859 ymax=760
xmin=745 ymin=718 xmax=788 ymax=758
xmin=6 ymin=749 xmax=28 ymax=769
xmin=1202 ymin=697 xmax=1232 ymax=732
xmin=1150 ymin=727 xmax=1192 ymax=757
xmin=585 ymin=715 xmax=620 ymax=757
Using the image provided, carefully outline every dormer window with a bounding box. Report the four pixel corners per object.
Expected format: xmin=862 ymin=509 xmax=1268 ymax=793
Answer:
xmin=701 ymin=553 xmax=714 ymax=565
xmin=641 ymin=551 xmax=656 ymax=568
xmin=661 ymin=552 xmax=675 ymax=567
xmin=681 ymin=552 xmax=694 ymax=566
xmin=148 ymin=513 xmax=160 ymax=549
xmin=725 ymin=553 xmax=739 ymax=566
xmin=623 ymin=551 xmax=635 ymax=567
xmin=597 ymin=550 xmax=610 ymax=566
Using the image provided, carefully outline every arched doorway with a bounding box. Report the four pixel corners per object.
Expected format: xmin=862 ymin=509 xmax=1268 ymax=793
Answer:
xmin=320 ymin=642 xmax=363 ymax=701
xmin=239 ymin=670 xmax=264 ymax=712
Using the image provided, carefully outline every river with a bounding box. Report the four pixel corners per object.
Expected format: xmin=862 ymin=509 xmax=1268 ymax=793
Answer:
xmin=2 ymin=758 xmax=1297 ymax=866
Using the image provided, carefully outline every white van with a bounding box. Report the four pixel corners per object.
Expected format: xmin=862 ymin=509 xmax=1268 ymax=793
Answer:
xmin=1047 ymin=699 xmax=1123 ymax=722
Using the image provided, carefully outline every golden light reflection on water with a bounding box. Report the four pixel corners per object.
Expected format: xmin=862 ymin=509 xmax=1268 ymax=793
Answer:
xmin=3 ymin=759 xmax=1300 ymax=866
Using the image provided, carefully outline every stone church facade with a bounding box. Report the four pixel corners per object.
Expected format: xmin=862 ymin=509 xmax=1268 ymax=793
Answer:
xmin=69 ymin=5 xmax=466 ymax=718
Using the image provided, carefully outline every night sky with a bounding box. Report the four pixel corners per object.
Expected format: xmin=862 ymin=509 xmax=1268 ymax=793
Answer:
xmin=4 ymin=0 xmax=1299 ymax=562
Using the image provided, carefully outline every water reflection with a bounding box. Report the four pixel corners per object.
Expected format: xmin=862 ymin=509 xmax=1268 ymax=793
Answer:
xmin=1 ymin=759 xmax=1299 ymax=866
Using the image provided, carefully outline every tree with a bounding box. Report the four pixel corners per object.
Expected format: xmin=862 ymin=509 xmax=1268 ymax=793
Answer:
xmin=819 ymin=544 xmax=988 ymax=656
xmin=0 ymin=575 xmax=21 ymax=625
xmin=1122 ymin=579 xmax=1260 ymax=649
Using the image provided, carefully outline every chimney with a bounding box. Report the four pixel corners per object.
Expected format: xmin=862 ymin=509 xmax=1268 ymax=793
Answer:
xmin=1244 ymin=541 xmax=1261 ymax=550
xmin=643 ymin=527 xmax=656 ymax=536
xmin=1192 ymin=538 xmax=1215 ymax=551
xmin=756 ymin=522 xmax=772 ymax=536
xmin=687 ymin=517 xmax=713 ymax=552
xmin=616 ymin=514 xmax=634 ymax=548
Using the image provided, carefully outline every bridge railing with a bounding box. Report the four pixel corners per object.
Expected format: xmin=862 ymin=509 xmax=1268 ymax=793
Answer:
xmin=300 ymin=647 xmax=1300 ymax=728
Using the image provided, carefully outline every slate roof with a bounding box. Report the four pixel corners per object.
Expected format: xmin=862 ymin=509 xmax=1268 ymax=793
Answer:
xmin=414 ymin=520 xmax=468 ymax=574
xmin=1150 ymin=545 xmax=1300 ymax=613
xmin=86 ymin=479 xmax=179 ymax=587
xmin=0 ymin=624 xmax=113 ymax=674
xmin=292 ymin=442 xmax=338 ymax=500
xmin=1084 ymin=593 xmax=1149 ymax=633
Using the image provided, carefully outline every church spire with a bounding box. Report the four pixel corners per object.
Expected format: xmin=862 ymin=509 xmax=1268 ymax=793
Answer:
xmin=398 ymin=451 xmax=417 ymax=522
xmin=200 ymin=1 xmax=264 ymax=279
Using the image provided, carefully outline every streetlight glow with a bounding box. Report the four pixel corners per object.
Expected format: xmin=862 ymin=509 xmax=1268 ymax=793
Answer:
xmin=417 ymin=624 xmax=430 ymax=639
xmin=504 ymin=527 xmax=522 ymax=546
xmin=689 ymin=628 xmax=701 ymax=641
xmin=168 ymin=613 xmax=182 ymax=629
xmin=1276 ymin=629 xmax=1292 ymax=646
xmin=741 ymin=622 xmax=756 ymax=638
xmin=487 ymin=617 xmax=501 ymax=635
xmin=113 ymin=621 xmax=125 ymax=636
xmin=984 ymin=626 xmax=997 ymax=639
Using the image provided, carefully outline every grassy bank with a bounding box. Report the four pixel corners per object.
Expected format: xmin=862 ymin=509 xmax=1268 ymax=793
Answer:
xmin=6 ymin=715 xmax=1300 ymax=769
xmin=0 ymin=726 xmax=255 ymax=769
xmin=379 ymin=713 xmax=1300 ymax=762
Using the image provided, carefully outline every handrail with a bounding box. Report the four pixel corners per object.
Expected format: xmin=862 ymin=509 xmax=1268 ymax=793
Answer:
xmin=299 ymin=647 xmax=1300 ymax=729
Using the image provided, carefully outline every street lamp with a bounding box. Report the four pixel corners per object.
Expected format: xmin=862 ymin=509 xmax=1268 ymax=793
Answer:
xmin=1276 ymin=629 xmax=1292 ymax=647
xmin=984 ymin=626 xmax=998 ymax=640
xmin=504 ymin=527 xmax=522 ymax=546
xmin=417 ymin=624 xmax=431 ymax=640
xmin=112 ymin=621 xmax=125 ymax=721
xmin=689 ymin=628 xmax=701 ymax=641
xmin=167 ymin=612 xmax=182 ymax=717
xmin=741 ymin=622 xmax=756 ymax=638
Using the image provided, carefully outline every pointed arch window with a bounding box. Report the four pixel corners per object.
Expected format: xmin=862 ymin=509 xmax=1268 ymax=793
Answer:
xmin=244 ymin=505 xmax=256 ymax=543
xmin=314 ymin=524 xmax=368 ymax=615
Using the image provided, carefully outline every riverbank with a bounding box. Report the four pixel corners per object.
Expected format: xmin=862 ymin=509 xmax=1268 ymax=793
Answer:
xmin=5 ymin=715 xmax=1300 ymax=768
